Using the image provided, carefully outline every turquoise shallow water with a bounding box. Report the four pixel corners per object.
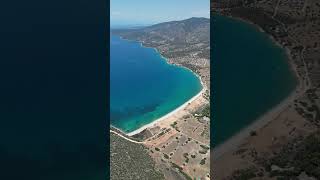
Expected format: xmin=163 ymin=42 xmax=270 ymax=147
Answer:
xmin=212 ymin=15 xmax=297 ymax=146
xmin=110 ymin=35 xmax=202 ymax=133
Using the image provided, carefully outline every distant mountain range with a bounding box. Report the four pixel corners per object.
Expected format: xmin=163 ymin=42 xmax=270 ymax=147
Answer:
xmin=111 ymin=17 xmax=210 ymax=59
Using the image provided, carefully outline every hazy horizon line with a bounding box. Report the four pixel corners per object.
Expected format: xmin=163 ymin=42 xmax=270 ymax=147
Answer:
xmin=110 ymin=16 xmax=210 ymax=28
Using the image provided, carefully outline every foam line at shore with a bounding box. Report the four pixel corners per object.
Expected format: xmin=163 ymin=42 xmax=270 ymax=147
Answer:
xmin=112 ymin=73 xmax=205 ymax=137
xmin=126 ymin=85 xmax=205 ymax=136
xmin=212 ymin=16 xmax=304 ymax=160
xmin=112 ymin=35 xmax=206 ymax=137
xmin=213 ymin=83 xmax=300 ymax=160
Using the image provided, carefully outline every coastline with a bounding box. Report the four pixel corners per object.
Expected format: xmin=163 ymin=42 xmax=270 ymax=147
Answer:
xmin=213 ymin=83 xmax=300 ymax=160
xmin=126 ymin=85 xmax=205 ymax=136
xmin=213 ymin=15 xmax=303 ymax=159
xmin=111 ymin=35 xmax=207 ymax=137
xmin=224 ymin=15 xmax=299 ymax=81
xmin=118 ymin=35 xmax=203 ymax=75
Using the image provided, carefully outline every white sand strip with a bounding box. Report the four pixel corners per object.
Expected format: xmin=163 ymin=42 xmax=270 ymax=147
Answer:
xmin=126 ymin=86 xmax=205 ymax=136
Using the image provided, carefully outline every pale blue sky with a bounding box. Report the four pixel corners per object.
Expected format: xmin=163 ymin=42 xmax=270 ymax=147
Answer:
xmin=110 ymin=0 xmax=209 ymax=27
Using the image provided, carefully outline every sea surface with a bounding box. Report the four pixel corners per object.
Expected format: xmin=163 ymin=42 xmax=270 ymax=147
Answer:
xmin=110 ymin=35 xmax=202 ymax=133
xmin=212 ymin=15 xmax=297 ymax=146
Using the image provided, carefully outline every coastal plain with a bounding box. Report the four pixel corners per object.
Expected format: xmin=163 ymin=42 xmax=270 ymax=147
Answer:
xmin=110 ymin=18 xmax=210 ymax=180
xmin=212 ymin=0 xmax=320 ymax=179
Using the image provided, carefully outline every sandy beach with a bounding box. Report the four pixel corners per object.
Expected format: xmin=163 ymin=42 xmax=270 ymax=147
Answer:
xmin=213 ymin=83 xmax=300 ymax=160
xmin=111 ymin=18 xmax=211 ymax=180
xmin=211 ymin=10 xmax=320 ymax=178
xmin=212 ymin=70 xmax=315 ymax=179
xmin=110 ymin=65 xmax=206 ymax=137
xmin=212 ymin=15 xmax=307 ymax=160
xmin=126 ymin=81 xmax=206 ymax=136
xmin=113 ymin=35 xmax=208 ymax=137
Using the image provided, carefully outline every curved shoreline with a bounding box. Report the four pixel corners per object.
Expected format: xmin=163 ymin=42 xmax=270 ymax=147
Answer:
xmin=213 ymin=83 xmax=300 ymax=160
xmin=118 ymin=36 xmax=203 ymax=75
xmin=126 ymin=84 xmax=205 ymax=136
xmin=111 ymin=35 xmax=206 ymax=137
xmin=212 ymin=15 xmax=302 ymax=159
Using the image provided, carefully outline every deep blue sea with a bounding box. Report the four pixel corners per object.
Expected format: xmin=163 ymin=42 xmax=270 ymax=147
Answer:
xmin=110 ymin=35 xmax=202 ymax=133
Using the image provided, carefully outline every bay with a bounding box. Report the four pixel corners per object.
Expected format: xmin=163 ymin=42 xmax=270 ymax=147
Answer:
xmin=212 ymin=15 xmax=297 ymax=146
xmin=110 ymin=35 xmax=202 ymax=133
